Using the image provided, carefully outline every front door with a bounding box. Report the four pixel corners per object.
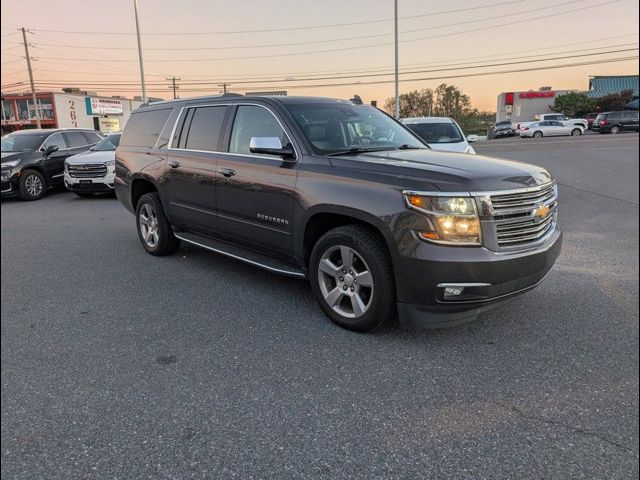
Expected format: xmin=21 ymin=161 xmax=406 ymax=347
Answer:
xmin=216 ymin=104 xmax=299 ymax=257
xmin=40 ymin=132 xmax=70 ymax=182
xmin=163 ymin=105 xmax=229 ymax=235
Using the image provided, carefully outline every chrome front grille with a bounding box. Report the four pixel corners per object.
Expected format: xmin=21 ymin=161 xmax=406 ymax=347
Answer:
xmin=68 ymin=164 xmax=107 ymax=178
xmin=486 ymin=183 xmax=558 ymax=249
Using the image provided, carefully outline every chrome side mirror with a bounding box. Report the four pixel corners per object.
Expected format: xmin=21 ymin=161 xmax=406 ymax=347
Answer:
xmin=249 ymin=136 xmax=295 ymax=160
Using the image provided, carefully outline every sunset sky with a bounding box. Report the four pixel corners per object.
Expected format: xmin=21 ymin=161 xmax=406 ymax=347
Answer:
xmin=1 ymin=0 xmax=638 ymax=111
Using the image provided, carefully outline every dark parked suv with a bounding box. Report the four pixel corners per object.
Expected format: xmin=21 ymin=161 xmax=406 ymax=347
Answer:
xmin=591 ymin=110 xmax=639 ymax=134
xmin=1 ymin=128 xmax=103 ymax=200
xmin=115 ymin=95 xmax=562 ymax=332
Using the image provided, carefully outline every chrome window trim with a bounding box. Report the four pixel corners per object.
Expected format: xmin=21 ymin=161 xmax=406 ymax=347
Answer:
xmin=167 ymin=102 xmax=298 ymax=161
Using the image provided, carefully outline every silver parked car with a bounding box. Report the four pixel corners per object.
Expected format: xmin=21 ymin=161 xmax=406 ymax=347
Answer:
xmin=401 ymin=117 xmax=476 ymax=154
xmin=520 ymin=121 xmax=584 ymax=138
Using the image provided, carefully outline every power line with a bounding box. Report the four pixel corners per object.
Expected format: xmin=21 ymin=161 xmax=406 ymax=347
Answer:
xmin=28 ymin=0 xmax=583 ymax=52
xmin=25 ymin=0 xmax=526 ymax=36
xmin=20 ymin=47 xmax=637 ymax=89
xmin=24 ymin=0 xmax=622 ymax=64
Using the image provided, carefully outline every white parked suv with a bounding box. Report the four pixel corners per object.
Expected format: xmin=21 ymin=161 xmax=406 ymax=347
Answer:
xmin=64 ymin=132 xmax=120 ymax=197
xmin=401 ymin=117 xmax=476 ymax=154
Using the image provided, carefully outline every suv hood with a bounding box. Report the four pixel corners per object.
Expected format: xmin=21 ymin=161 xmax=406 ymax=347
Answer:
xmin=328 ymin=149 xmax=552 ymax=192
xmin=428 ymin=142 xmax=471 ymax=154
xmin=66 ymin=150 xmax=114 ymax=164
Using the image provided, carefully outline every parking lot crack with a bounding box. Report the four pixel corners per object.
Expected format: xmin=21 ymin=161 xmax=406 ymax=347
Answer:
xmin=475 ymin=396 xmax=636 ymax=453
xmin=557 ymin=182 xmax=639 ymax=206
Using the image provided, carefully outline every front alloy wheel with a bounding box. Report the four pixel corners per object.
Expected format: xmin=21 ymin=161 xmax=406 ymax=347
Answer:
xmin=18 ymin=169 xmax=46 ymax=201
xmin=309 ymin=225 xmax=395 ymax=332
xmin=318 ymin=245 xmax=374 ymax=318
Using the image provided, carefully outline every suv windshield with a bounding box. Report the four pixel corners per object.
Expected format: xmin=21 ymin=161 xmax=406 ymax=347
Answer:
xmin=285 ymin=103 xmax=425 ymax=154
xmin=405 ymin=122 xmax=464 ymax=144
xmin=1 ymin=132 xmax=49 ymax=153
xmin=91 ymin=133 xmax=121 ymax=151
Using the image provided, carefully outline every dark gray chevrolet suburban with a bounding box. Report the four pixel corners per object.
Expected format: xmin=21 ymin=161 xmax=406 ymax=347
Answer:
xmin=115 ymin=95 xmax=562 ymax=332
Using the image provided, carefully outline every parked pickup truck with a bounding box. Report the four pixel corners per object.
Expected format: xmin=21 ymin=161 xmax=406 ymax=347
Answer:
xmin=517 ymin=113 xmax=588 ymax=132
xmin=115 ymin=95 xmax=562 ymax=332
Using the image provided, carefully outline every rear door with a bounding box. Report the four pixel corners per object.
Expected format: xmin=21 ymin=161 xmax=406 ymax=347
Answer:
xmin=164 ymin=104 xmax=229 ymax=235
xmin=216 ymin=103 xmax=299 ymax=257
xmin=622 ymin=111 xmax=639 ymax=131
xmin=553 ymin=121 xmax=571 ymax=135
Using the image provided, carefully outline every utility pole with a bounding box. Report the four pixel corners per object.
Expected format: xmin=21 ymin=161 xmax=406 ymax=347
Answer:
xmin=167 ymin=76 xmax=181 ymax=99
xmin=133 ymin=0 xmax=147 ymax=102
xmin=218 ymin=83 xmax=228 ymax=94
xmin=394 ymin=0 xmax=400 ymax=119
xmin=21 ymin=28 xmax=41 ymax=128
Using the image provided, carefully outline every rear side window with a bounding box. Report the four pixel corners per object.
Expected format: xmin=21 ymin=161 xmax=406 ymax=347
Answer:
xmin=120 ymin=108 xmax=172 ymax=148
xmin=622 ymin=111 xmax=639 ymax=120
xmin=65 ymin=131 xmax=89 ymax=147
xmin=182 ymin=106 xmax=227 ymax=151
xmin=82 ymin=131 xmax=103 ymax=144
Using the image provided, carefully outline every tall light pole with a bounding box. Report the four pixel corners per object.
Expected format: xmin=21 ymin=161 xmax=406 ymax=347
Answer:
xmin=21 ymin=28 xmax=41 ymax=128
xmin=134 ymin=0 xmax=147 ymax=102
xmin=394 ymin=0 xmax=400 ymax=119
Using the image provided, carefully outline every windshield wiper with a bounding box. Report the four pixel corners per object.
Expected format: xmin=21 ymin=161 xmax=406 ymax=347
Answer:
xmin=395 ymin=144 xmax=428 ymax=150
xmin=326 ymin=147 xmax=394 ymax=156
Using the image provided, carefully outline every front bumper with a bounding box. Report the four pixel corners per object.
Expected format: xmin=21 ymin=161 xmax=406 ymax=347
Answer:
xmin=1 ymin=171 xmax=19 ymax=197
xmin=64 ymin=169 xmax=115 ymax=193
xmin=394 ymin=228 xmax=562 ymax=329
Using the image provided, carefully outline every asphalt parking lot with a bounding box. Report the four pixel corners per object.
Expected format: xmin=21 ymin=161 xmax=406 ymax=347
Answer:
xmin=2 ymin=133 xmax=638 ymax=479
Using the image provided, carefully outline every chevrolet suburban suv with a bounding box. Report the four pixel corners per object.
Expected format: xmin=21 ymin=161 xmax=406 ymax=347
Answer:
xmin=115 ymin=95 xmax=562 ymax=332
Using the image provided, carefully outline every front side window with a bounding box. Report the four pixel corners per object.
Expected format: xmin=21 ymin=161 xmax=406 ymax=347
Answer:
xmin=286 ymin=103 xmax=424 ymax=154
xmin=405 ymin=122 xmax=463 ymax=144
xmin=183 ymin=106 xmax=227 ymax=151
xmin=42 ymin=133 xmax=67 ymax=151
xmin=229 ymin=105 xmax=290 ymax=155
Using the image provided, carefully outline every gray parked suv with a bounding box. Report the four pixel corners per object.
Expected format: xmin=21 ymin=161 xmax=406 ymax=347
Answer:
xmin=115 ymin=95 xmax=562 ymax=332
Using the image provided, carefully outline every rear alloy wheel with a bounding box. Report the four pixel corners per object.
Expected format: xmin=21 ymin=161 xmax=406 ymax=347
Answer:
xmin=18 ymin=169 xmax=46 ymax=201
xmin=533 ymin=131 xmax=543 ymax=139
xmin=135 ymin=192 xmax=180 ymax=256
xmin=571 ymin=128 xmax=582 ymax=136
xmin=610 ymin=125 xmax=620 ymax=135
xmin=309 ymin=225 xmax=395 ymax=332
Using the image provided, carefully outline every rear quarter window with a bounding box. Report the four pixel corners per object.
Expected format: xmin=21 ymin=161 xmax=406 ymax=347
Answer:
xmin=120 ymin=108 xmax=172 ymax=148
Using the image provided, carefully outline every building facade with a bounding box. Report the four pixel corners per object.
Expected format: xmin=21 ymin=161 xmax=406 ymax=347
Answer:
xmin=1 ymin=90 xmax=144 ymax=134
xmin=496 ymin=88 xmax=573 ymax=124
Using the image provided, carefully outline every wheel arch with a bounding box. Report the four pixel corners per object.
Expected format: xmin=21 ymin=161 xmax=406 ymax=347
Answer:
xmin=130 ymin=174 xmax=160 ymax=210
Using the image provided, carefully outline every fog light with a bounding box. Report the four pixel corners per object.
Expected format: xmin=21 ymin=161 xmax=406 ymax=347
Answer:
xmin=444 ymin=286 xmax=465 ymax=298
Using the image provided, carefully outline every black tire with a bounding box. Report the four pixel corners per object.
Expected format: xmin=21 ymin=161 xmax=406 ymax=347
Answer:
xmin=533 ymin=131 xmax=543 ymax=139
xmin=610 ymin=125 xmax=620 ymax=135
xmin=309 ymin=225 xmax=395 ymax=332
xmin=74 ymin=192 xmax=94 ymax=198
xmin=135 ymin=192 xmax=180 ymax=256
xmin=571 ymin=128 xmax=582 ymax=136
xmin=18 ymin=169 xmax=46 ymax=201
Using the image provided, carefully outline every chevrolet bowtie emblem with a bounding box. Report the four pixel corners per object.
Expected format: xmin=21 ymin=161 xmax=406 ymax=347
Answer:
xmin=532 ymin=204 xmax=550 ymax=218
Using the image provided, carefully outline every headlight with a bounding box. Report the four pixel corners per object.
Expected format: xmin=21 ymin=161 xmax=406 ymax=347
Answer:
xmin=2 ymin=159 xmax=21 ymax=168
xmin=404 ymin=193 xmax=482 ymax=245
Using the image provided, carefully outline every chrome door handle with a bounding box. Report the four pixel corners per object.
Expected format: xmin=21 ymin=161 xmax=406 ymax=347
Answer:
xmin=219 ymin=168 xmax=236 ymax=177
xmin=168 ymin=160 xmax=181 ymax=169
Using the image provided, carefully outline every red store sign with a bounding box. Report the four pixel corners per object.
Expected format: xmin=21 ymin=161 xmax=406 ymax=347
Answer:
xmin=519 ymin=91 xmax=556 ymax=99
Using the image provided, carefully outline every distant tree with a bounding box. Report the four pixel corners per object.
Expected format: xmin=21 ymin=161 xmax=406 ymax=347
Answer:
xmin=596 ymin=89 xmax=635 ymax=111
xmin=384 ymin=89 xmax=434 ymax=117
xmin=433 ymin=83 xmax=476 ymax=119
xmin=553 ymin=92 xmax=597 ymax=116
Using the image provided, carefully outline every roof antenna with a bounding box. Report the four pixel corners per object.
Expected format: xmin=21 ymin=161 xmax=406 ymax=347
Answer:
xmin=350 ymin=94 xmax=363 ymax=105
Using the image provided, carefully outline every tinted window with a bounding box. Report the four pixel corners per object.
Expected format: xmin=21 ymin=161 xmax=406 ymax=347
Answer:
xmin=229 ymin=105 xmax=289 ymax=155
xmin=287 ymin=103 xmax=423 ymax=154
xmin=607 ymin=112 xmax=622 ymax=121
xmin=183 ymin=106 xmax=227 ymax=151
xmin=65 ymin=132 xmax=89 ymax=148
xmin=42 ymin=133 xmax=67 ymax=150
xmin=82 ymin=131 xmax=103 ymax=144
xmin=622 ymin=111 xmax=639 ymax=120
xmin=406 ymin=122 xmax=463 ymax=144
xmin=120 ymin=108 xmax=172 ymax=148
xmin=1 ymin=132 xmax=48 ymax=152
